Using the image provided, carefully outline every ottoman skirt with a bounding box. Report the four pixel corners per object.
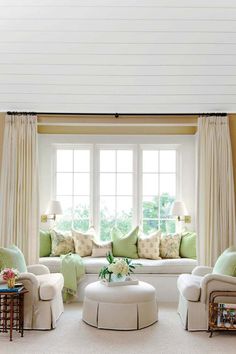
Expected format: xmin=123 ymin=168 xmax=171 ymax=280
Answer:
xmin=82 ymin=281 xmax=158 ymax=330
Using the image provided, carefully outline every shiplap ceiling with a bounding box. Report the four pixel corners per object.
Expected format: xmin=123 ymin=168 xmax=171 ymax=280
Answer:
xmin=1 ymin=0 xmax=236 ymax=113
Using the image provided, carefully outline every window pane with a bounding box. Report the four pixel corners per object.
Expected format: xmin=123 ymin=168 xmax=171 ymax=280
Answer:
xmin=117 ymin=196 xmax=132 ymax=218
xmin=100 ymin=173 xmax=116 ymax=195
xmin=57 ymin=150 xmax=73 ymax=172
xmin=159 ymin=219 xmax=176 ymax=233
xmin=56 ymin=173 xmax=73 ymax=195
xmin=160 ymin=150 xmax=176 ymax=173
xmin=143 ymin=220 xmax=159 ymax=234
xmin=74 ymin=196 xmax=89 ymax=220
xmin=143 ymin=196 xmax=159 ymax=218
xmin=74 ymin=150 xmax=90 ymax=172
xmin=160 ymin=193 xmax=175 ymax=218
xmin=100 ymin=150 xmax=116 ymax=172
xmin=55 ymin=216 xmax=72 ymax=232
xmin=160 ymin=174 xmax=176 ymax=197
xmin=143 ymin=174 xmax=158 ymax=196
xmin=55 ymin=196 xmax=72 ymax=232
xmin=73 ymin=219 xmax=89 ymax=232
xmin=100 ymin=197 xmax=116 ymax=241
xmin=74 ymin=197 xmax=90 ymax=232
xmin=117 ymin=150 xmax=133 ymax=172
xmin=56 ymin=196 xmax=73 ymax=215
xmin=116 ymin=196 xmax=132 ymax=235
xmin=74 ymin=173 xmax=90 ymax=195
xmin=100 ymin=196 xmax=115 ymax=218
xmin=117 ymin=173 xmax=132 ymax=195
xmin=143 ymin=151 xmax=158 ymax=172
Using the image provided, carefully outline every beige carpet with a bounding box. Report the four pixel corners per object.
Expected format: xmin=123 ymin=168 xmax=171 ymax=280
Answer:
xmin=1 ymin=302 xmax=235 ymax=354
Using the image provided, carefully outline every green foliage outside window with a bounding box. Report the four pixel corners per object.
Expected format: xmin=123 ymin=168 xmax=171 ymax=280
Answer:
xmin=55 ymin=193 xmax=175 ymax=237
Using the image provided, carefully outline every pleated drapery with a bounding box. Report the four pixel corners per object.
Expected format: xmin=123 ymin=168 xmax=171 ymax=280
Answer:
xmin=196 ymin=116 xmax=236 ymax=266
xmin=0 ymin=114 xmax=39 ymax=264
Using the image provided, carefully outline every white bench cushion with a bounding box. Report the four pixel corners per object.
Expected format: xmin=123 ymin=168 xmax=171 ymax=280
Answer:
xmin=83 ymin=257 xmax=197 ymax=274
xmin=39 ymin=256 xmax=197 ymax=275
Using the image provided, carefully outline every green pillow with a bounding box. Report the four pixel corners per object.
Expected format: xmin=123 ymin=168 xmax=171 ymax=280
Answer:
xmin=111 ymin=226 xmax=139 ymax=259
xmin=213 ymin=246 xmax=236 ymax=276
xmin=179 ymin=231 xmax=197 ymax=259
xmin=40 ymin=230 xmax=51 ymax=257
xmin=0 ymin=245 xmax=27 ymax=273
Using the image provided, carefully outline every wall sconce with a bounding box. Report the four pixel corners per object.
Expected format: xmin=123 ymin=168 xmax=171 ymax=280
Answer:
xmin=170 ymin=201 xmax=191 ymax=224
xmin=41 ymin=200 xmax=63 ymax=223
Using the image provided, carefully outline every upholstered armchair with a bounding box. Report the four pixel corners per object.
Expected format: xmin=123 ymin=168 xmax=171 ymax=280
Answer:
xmin=18 ymin=264 xmax=64 ymax=329
xmin=0 ymin=245 xmax=64 ymax=329
xmin=177 ymin=247 xmax=236 ymax=331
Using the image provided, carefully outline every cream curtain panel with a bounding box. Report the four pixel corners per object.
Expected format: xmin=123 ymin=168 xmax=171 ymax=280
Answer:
xmin=0 ymin=114 xmax=39 ymax=264
xmin=196 ymin=116 xmax=236 ymax=266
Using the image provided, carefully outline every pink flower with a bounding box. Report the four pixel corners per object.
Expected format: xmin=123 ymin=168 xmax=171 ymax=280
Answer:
xmin=0 ymin=268 xmax=19 ymax=281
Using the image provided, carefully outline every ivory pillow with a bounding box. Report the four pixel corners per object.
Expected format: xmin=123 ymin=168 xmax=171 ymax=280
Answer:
xmin=50 ymin=230 xmax=75 ymax=256
xmin=160 ymin=233 xmax=181 ymax=259
xmin=72 ymin=228 xmax=96 ymax=257
xmin=138 ymin=230 xmax=161 ymax=260
xmin=91 ymin=240 xmax=112 ymax=257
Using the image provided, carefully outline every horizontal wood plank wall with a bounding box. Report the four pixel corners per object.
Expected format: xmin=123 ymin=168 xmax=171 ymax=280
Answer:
xmin=1 ymin=0 xmax=236 ymax=112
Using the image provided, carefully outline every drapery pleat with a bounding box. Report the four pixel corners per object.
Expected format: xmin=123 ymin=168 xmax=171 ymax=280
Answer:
xmin=0 ymin=114 xmax=39 ymax=264
xmin=196 ymin=116 xmax=236 ymax=266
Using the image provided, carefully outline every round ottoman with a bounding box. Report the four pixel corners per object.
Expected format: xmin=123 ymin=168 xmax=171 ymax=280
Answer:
xmin=82 ymin=281 xmax=158 ymax=330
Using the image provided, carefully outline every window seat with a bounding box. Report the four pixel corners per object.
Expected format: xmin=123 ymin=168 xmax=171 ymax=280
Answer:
xmin=39 ymin=256 xmax=197 ymax=302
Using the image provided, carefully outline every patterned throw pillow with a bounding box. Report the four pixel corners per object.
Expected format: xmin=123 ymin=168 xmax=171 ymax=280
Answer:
xmin=72 ymin=228 xmax=96 ymax=257
xmin=50 ymin=230 xmax=75 ymax=256
xmin=138 ymin=230 xmax=161 ymax=260
xmin=160 ymin=233 xmax=181 ymax=259
xmin=91 ymin=240 xmax=112 ymax=257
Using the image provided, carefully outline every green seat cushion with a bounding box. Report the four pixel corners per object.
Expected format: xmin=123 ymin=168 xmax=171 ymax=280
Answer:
xmin=40 ymin=230 xmax=52 ymax=257
xmin=213 ymin=246 xmax=236 ymax=276
xmin=0 ymin=245 xmax=27 ymax=273
xmin=179 ymin=231 xmax=197 ymax=259
xmin=111 ymin=226 xmax=139 ymax=259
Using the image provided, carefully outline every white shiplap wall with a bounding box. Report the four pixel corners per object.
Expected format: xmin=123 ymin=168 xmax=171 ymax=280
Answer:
xmin=1 ymin=0 xmax=236 ymax=113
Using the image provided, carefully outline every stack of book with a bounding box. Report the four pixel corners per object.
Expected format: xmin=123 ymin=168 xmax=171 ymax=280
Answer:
xmin=217 ymin=303 xmax=236 ymax=328
xmin=0 ymin=283 xmax=24 ymax=293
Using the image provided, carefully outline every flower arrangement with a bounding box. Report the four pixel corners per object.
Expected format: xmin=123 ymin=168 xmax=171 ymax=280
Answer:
xmin=99 ymin=252 xmax=139 ymax=282
xmin=0 ymin=268 xmax=19 ymax=288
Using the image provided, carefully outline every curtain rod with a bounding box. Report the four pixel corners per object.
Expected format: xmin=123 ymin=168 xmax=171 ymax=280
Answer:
xmin=6 ymin=111 xmax=227 ymax=117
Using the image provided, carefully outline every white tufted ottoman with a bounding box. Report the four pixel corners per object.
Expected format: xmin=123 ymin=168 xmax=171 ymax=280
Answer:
xmin=82 ymin=281 xmax=158 ymax=330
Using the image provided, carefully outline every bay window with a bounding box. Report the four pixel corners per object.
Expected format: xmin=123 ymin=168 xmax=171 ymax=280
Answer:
xmin=53 ymin=144 xmax=178 ymax=238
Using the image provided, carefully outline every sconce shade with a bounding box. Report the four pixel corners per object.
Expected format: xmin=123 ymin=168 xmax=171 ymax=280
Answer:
xmin=46 ymin=200 xmax=63 ymax=215
xmin=171 ymin=201 xmax=188 ymax=217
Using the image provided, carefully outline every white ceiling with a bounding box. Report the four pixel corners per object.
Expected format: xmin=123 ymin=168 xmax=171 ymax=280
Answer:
xmin=1 ymin=0 xmax=236 ymax=114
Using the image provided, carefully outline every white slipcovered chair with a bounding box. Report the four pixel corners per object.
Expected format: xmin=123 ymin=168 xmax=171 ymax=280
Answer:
xmin=177 ymin=265 xmax=236 ymax=331
xmin=17 ymin=264 xmax=64 ymax=330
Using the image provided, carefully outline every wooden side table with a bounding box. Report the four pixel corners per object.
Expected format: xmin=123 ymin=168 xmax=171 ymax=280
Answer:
xmin=208 ymin=291 xmax=236 ymax=337
xmin=0 ymin=288 xmax=28 ymax=341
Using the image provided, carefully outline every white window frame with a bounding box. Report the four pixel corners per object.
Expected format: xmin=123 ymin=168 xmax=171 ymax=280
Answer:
xmin=52 ymin=143 xmax=93 ymax=228
xmin=95 ymin=144 xmax=137 ymax=238
xmin=139 ymin=144 xmax=180 ymax=231
xmin=52 ymin=142 xmax=180 ymax=237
